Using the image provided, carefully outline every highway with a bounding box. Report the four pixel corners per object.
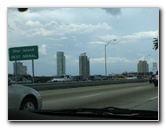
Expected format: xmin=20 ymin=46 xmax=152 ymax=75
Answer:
xmin=38 ymin=82 xmax=158 ymax=111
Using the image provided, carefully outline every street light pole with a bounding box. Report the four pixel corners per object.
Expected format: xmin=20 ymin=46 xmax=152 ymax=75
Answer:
xmin=104 ymin=39 xmax=116 ymax=76
xmin=144 ymin=54 xmax=150 ymax=61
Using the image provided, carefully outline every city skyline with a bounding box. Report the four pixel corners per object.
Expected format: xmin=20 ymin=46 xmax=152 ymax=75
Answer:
xmin=9 ymin=55 xmax=157 ymax=76
xmin=8 ymin=8 xmax=159 ymax=76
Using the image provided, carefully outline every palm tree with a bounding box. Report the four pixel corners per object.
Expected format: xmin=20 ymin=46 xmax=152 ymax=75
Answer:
xmin=153 ymin=37 xmax=158 ymax=50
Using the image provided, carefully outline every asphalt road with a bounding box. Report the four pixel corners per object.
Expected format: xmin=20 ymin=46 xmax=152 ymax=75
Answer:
xmin=39 ymin=82 xmax=158 ymax=111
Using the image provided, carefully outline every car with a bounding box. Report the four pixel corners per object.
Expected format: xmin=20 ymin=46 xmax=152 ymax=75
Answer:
xmin=72 ymin=75 xmax=84 ymax=81
xmin=153 ymin=71 xmax=158 ymax=87
xmin=48 ymin=75 xmax=72 ymax=82
xmin=115 ymin=76 xmax=126 ymax=80
xmin=149 ymin=74 xmax=155 ymax=84
xmin=8 ymin=79 xmax=42 ymax=110
xmin=126 ymin=75 xmax=137 ymax=80
xmin=8 ymin=7 xmax=159 ymax=121
xmin=8 ymin=76 xmax=32 ymax=84
xmin=88 ymin=75 xmax=102 ymax=81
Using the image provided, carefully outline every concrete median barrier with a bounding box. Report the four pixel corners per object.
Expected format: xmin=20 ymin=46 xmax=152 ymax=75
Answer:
xmin=23 ymin=79 xmax=149 ymax=91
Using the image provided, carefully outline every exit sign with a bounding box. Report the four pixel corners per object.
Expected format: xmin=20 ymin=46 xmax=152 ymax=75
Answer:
xmin=9 ymin=45 xmax=39 ymax=61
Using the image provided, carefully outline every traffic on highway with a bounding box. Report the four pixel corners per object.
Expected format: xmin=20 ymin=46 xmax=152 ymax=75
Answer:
xmin=8 ymin=81 xmax=158 ymax=120
xmin=8 ymin=8 xmax=159 ymax=121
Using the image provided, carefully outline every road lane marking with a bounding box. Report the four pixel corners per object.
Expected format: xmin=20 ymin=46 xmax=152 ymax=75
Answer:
xmin=79 ymin=94 xmax=101 ymax=99
xmin=150 ymin=96 xmax=158 ymax=101
xmin=131 ymin=96 xmax=158 ymax=109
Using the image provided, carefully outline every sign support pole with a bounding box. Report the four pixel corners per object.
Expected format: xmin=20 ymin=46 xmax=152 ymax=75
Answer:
xmin=15 ymin=61 xmax=18 ymax=84
xmin=32 ymin=59 xmax=35 ymax=83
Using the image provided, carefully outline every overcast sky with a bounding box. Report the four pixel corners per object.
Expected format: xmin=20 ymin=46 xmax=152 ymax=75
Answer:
xmin=8 ymin=8 xmax=159 ymax=76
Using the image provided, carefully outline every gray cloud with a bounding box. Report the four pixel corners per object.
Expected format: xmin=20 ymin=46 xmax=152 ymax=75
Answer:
xmin=8 ymin=25 xmax=14 ymax=31
xmin=102 ymin=8 xmax=122 ymax=16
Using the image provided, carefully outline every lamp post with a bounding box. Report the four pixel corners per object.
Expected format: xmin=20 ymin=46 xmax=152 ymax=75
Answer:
xmin=144 ymin=55 xmax=150 ymax=61
xmin=104 ymin=39 xmax=116 ymax=76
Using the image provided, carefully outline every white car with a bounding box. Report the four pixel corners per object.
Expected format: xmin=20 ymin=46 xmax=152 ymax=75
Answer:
xmin=49 ymin=75 xmax=72 ymax=82
xmin=8 ymin=80 xmax=42 ymax=110
xmin=126 ymin=75 xmax=137 ymax=80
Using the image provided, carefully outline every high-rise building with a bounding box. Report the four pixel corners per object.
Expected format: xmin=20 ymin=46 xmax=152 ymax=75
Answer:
xmin=137 ymin=60 xmax=149 ymax=73
xmin=79 ymin=53 xmax=90 ymax=79
xmin=57 ymin=52 xmax=65 ymax=76
xmin=13 ymin=62 xmax=27 ymax=75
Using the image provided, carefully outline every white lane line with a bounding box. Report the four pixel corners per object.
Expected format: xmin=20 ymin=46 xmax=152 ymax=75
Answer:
xmin=79 ymin=94 xmax=101 ymax=99
xmin=150 ymin=96 xmax=158 ymax=101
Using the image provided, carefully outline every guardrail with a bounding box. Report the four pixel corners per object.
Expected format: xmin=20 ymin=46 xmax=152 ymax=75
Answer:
xmin=23 ymin=79 xmax=149 ymax=91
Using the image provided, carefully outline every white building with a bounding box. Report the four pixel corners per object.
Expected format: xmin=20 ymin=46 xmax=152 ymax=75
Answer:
xmin=13 ymin=62 xmax=27 ymax=75
xmin=137 ymin=60 xmax=149 ymax=73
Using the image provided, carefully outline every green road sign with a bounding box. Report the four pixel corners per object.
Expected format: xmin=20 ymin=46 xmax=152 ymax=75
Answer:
xmin=9 ymin=45 xmax=39 ymax=61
